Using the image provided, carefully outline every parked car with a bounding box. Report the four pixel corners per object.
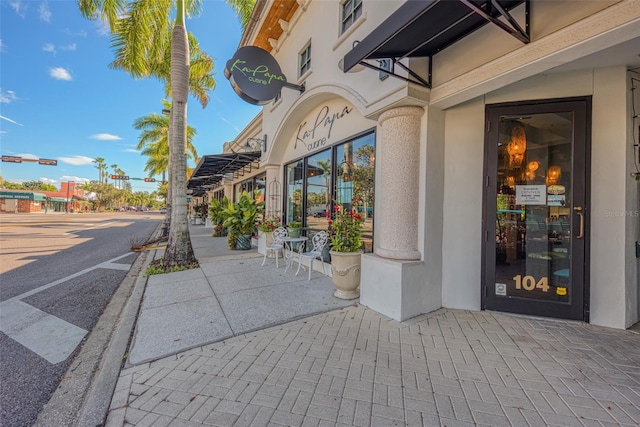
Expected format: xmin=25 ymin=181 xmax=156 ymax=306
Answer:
xmin=313 ymin=209 xmax=327 ymax=218
xmin=160 ymin=207 xmax=167 ymax=214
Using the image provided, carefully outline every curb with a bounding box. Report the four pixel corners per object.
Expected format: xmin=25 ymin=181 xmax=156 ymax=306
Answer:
xmin=34 ymin=228 xmax=160 ymax=427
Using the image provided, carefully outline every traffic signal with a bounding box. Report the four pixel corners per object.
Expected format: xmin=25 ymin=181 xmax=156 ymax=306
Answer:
xmin=1 ymin=155 xmax=22 ymax=163
xmin=144 ymin=177 xmax=156 ymax=182
xmin=38 ymin=158 xmax=58 ymax=166
xmin=111 ymin=175 xmax=130 ymax=180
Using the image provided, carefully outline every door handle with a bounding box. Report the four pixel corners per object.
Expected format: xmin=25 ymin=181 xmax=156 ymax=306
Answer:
xmin=573 ymin=206 xmax=584 ymax=239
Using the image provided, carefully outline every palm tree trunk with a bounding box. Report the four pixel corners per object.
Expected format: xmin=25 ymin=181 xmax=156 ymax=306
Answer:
xmin=164 ymin=0 xmax=196 ymax=267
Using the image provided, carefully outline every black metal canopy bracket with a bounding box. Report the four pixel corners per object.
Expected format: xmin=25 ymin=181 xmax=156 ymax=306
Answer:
xmin=342 ymin=0 xmax=530 ymax=89
xmin=460 ymin=0 xmax=530 ymax=44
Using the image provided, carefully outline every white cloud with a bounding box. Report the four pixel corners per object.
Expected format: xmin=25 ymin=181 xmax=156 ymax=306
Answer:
xmin=38 ymin=1 xmax=51 ymax=22
xmin=43 ymin=43 xmax=56 ymax=54
xmin=91 ymin=133 xmax=122 ymax=141
xmin=0 ymin=89 xmax=18 ymax=104
xmin=60 ymin=175 xmax=91 ymax=183
xmin=10 ymin=2 xmax=28 ymax=18
xmin=49 ymin=67 xmax=72 ymax=81
xmin=0 ymin=130 xmax=7 ymax=135
xmin=96 ymin=19 xmax=110 ymax=36
xmin=40 ymin=177 xmax=57 ymax=184
xmin=0 ymin=39 xmax=5 ymax=53
xmin=0 ymin=114 xmax=23 ymax=126
xmin=63 ymin=28 xmax=87 ymax=38
xmin=59 ymin=43 xmax=77 ymax=51
xmin=122 ymin=148 xmax=139 ymax=153
xmin=16 ymin=153 xmax=38 ymax=160
xmin=59 ymin=155 xmax=94 ymax=166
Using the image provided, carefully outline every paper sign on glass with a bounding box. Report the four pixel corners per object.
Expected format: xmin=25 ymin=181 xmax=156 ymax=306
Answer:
xmin=515 ymin=185 xmax=547 ymax=205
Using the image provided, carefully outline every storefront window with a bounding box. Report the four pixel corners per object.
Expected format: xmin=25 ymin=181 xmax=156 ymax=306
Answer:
xmin=306 ymin=149 xmax=331 ymax=230
xmin=284 ymin=131 xmax=375 ymax=252
xmin=336 ymin=133 xmax=375 ymax=252
xmin=233 ymin=173 xmax=266 ymax=202
xmin=286 ymin=161 xmax=304 ymax=225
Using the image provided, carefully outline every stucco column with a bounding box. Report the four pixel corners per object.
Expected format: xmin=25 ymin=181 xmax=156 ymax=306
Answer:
xmin=376 ymin=106 xmax=423 ymax=260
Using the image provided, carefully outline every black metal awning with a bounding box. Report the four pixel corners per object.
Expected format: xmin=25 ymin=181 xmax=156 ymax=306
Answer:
xmin=342 ymin=0 xmax=528 ymax=87
xmin=188 ymin=151 xmax=261 ymax=195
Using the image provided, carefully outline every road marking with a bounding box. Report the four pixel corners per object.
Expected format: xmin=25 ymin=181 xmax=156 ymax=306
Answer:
xmin=0 ymin=300 xmax=87 ymax=364
xmin=3 ymin=252 xmax=133 ymax=305
xmin=0 ymin=252 xmax=133 ymax=364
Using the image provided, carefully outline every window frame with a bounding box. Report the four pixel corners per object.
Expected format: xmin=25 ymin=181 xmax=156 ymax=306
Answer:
xmin=299 ymin=42 xmax=312 ymax=78
xmin=340 ymin=0 xmax=363 ymax=35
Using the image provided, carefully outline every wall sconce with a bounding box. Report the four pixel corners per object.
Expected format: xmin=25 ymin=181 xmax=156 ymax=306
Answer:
xmin=506 ymin=125 xmax=527 ymax=167
xmin=244 ymin=134 xmax=267 ymax=152
xmin=546 ymin=165 xmax=562 ymax=186
xmin=338 ymin=41 xmax=366 ymax=73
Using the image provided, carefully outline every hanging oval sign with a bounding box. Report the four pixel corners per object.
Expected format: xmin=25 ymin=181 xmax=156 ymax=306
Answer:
xmin=224 ymin=46 xmax=289 ymax=105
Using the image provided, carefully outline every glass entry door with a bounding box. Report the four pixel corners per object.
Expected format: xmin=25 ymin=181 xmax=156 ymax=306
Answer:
xmin=482 ymin=98 xmax=590 ymax=320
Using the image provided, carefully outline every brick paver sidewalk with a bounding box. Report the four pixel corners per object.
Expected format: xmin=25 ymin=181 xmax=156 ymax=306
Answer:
xmin=106 ymin=307 xmax=640 ymax=426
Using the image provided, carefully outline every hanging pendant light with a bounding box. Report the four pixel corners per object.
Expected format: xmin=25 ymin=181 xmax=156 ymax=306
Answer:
xmin=507 ymin=125 xmax=527 ymax=167
xmin=546 ymin=165 xmax=562 ymax=185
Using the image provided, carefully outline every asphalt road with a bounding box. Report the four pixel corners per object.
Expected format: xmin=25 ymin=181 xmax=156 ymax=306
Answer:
xmin=0 ymin=212 xmax=160 ymax=427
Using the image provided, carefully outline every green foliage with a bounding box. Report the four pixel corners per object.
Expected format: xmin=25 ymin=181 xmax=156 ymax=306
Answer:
xmin=0 ymin=180 xmax=56 ymax=191
xmin=258 ymin=215 xmax=281 ymax=232
xmin=1 ymin=181 xmax=27 ymax=189
xmin=209 ymin=197 xmax=229 ymax=226
xmin=22 ymin=180 xmax=57 ymax=191
xmin=227 ymin=229 xmax=239 ymax=249
xmin=222 ymin=191 xmax=263 ymax=236
xmin=328 ymin=197 xmax=364 ymax=253
xmin=288 ymin=220 xmax=302 ymax=229
xmin=145 ymin=259 xmax=196 ymax=275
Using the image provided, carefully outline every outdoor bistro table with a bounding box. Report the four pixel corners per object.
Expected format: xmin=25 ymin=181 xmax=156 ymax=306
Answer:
xmin=280 ymin=236 xmax=308 ymax=273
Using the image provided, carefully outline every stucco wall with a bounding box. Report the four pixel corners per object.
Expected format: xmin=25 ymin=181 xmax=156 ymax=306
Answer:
xmin=432 ymin=1 xmax=618 ymax=87
xmin=441 ymin=66 xmax=637 ymax=328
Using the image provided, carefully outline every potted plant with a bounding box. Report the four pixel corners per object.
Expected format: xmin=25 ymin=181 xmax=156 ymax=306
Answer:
xmin=257 ymin=215 xmax=281 ymax=253
xmin=209 ymin=197 xmax=229 ymax=237
xmin=222 ymin=191 xmax=262 ymax=250
xmin=287 ymin=220 xmax=302 ymax=238
xmin=193 ymin=203 xmax=208 ymax=225
xmin=327 ymin=197 xmax=364 ymax=299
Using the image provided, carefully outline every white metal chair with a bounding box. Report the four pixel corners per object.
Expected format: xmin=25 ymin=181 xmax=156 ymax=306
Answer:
xmin=262 ymin=227 xmax=288 ymax=268
xmin=296 ymin=231 xmax=329 ymax=280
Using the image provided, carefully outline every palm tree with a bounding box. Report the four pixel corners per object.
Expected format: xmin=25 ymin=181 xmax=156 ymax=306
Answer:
xmin=135 ymin=99 xmax=198 ymax=237
xmin=93 ymin=157 xmax=107 ymax=184
xmin=77 ymin=0 xmax=255 ymax=267
xmin=134 ymin=100 xmax=198 ymax=168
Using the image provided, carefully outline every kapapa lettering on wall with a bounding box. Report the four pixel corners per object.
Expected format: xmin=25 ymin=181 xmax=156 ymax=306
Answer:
xmin=295 ymin=105 xmax=353 ymax=151
xmin=225 ymin=46 xmax=289 ymax=105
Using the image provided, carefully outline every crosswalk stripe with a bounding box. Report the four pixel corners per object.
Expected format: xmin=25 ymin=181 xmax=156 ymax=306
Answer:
xmin=1 ymin=252 xmax=133 ymax=364
xmin=0 ymin=300 xmax=87 ymax=364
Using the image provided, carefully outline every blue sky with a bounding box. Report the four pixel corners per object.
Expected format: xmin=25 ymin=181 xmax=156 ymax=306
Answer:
xmin=0 ymin=0 xmax=260 ymax=192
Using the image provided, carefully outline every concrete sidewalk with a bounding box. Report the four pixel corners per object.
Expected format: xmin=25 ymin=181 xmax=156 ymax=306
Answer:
xmin=128 ymin=231 xmax=353 ymax=365
xmin=105 ymin=225 xmax=640 ymax=426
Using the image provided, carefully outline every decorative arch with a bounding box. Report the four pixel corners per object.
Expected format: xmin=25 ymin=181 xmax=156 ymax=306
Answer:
xmin=265 ymin=83 xmax=372 ymax=166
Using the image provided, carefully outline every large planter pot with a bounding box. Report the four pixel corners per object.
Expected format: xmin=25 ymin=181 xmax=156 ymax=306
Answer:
xmin=236 ymin=234 xmax=252 ymax=250
xmin=329 ymin=251 xmax=361 ymax=300
xmin=258 ymin=231 xmax=273 ymax=255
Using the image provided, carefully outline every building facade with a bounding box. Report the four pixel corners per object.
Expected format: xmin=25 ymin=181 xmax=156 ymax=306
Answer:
xmin=194 ymin=0 xmax=640 ymax=329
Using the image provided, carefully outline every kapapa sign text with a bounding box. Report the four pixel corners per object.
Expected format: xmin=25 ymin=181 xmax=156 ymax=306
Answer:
xmin=296 ymin=105 xmax=353 ymax=152
xmin=227 ymin=59 xmax=286 ymax=86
